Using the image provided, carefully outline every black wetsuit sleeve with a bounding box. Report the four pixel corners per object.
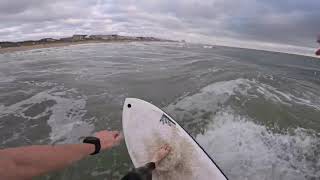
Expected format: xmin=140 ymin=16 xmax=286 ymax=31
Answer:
xmin=121 ymin=162 xmax=156 ymax=180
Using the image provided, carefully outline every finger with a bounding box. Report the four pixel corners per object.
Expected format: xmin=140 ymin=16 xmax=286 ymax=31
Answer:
xmin=111 ymin=130 xmax=119 ymax=135
xmin=113 ymin=131 xmax=122 ymax=138
xmin=114 ymin=132 xmax=119 ymax=139
xmin=115 ymin=132 xmax=124 ymax=141
xmin=104 ymin=130 xmax=114 ymax=134
xmin=114 ymin=134 xmax=123 ymax=146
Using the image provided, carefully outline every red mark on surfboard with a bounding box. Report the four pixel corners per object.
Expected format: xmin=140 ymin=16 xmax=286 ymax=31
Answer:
xmin=316 ymin=35 xmax=320 ymax=56
xmin=316 ymin=49 xmax=320 ymax=56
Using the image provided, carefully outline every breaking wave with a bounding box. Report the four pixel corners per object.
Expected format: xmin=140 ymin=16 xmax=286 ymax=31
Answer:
xmin=166 ymin=78 xmax=320 ymax=180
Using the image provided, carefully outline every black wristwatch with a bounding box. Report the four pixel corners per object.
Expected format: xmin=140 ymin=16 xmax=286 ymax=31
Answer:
xmin=83 ymin=136 xmax=101 ymax=155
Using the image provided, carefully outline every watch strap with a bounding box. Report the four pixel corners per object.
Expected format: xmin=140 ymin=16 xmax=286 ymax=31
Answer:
xmin=83 ymin=136 xmax=101 ymax=155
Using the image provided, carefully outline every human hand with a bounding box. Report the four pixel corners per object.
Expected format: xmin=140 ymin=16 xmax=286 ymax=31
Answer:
xmin=94 ymin=130 xmax=123 ymax=150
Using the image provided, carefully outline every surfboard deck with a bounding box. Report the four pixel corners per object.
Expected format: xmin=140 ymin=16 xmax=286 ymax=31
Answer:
xmin=122 ymin=98 xmax=227 ymax=180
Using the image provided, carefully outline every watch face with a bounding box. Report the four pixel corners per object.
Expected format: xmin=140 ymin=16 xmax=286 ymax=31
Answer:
xmin=88 ymin=137 xmax=98 ymax=141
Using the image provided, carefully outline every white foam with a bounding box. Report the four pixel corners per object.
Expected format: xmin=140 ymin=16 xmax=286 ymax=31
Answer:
xmin=0 ymin=76 xmax=15 ymax=83
xmin=166 ymin=78 xmax=320 ymax=180
xmin=0 ymin=72 xmax=16 ymax=83
xmin=196 ymin=111 xmax=320 ymax=180
xmin=201 ymin=79 xmax=251 ymax=96
xmin=173 ymin=78 xmax=320 ymax=111
xmin=167 ymin=79 xmax=252 ymax=113
xmin=23 ymin=81 xmax=59 ymax=87
xmin=203 ymin=45 xmax=213 ymax=49
xmin=250 ymin=79 xmax=320 ymax=110
xmin=0 ymin=86 xmax=94 ymax=143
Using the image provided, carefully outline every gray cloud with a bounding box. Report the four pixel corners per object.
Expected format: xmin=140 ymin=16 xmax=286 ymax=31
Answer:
xmin=0 ymin=0 xmax=319 ymax=53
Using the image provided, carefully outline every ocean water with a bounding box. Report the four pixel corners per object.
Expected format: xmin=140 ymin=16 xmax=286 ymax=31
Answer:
xmin=0 ymin=42 xmax=319 ymax=180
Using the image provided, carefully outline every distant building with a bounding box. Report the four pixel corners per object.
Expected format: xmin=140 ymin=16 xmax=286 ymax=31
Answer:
xmin=109 ymin=34 xmax=119 ymax=39
xmin=88 ymin=35 xmax=100 ymax=40
xmin=19 ymin=41 xmax=37 ymax=46
xmin=116 ymin=35 xmax=129 ymax=40
xmin=39 ymin=38 xmax=57 ymax=43
xmin=71 ymin=34 xmax=88 ymax=41
xmin=137 ymin=37 xmax=145 ymax=40
xmin=59 ymin=37 xmax=73 ymax=42
xmin=88 ymin=34 xmax=121 ymax=40
xmin=101 ymin=35 xmax=114 ymax=40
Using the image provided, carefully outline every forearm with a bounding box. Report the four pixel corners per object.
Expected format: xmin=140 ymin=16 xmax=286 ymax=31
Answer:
xmin=0 ymin=144 xmax=95 ymax=179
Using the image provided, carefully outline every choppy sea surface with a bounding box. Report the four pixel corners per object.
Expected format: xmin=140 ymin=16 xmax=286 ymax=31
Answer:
xmin=0 ymin=42 xmax=319 ymax=180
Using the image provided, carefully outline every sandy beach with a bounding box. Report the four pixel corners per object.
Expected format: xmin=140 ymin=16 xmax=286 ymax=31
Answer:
xmin=0 ymin=40 xmax=108 ymax=54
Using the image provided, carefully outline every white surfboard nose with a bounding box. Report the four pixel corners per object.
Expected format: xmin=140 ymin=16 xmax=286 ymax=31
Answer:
xmin=124 ymin=98 xmax=134 ymax=109
xmin=124 ymin=98 xmax=142 ymax=111
xmin=124 ymin=98 xmax=159 ymax=112
xmin=124 ymin=98 xmax=139 ymax=105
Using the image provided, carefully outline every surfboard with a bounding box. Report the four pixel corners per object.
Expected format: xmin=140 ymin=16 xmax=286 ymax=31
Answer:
xmin=122 ymin=98 xmax=228 ymax=180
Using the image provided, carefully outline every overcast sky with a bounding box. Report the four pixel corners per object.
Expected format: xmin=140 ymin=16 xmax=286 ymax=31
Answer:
xmin=0 ymin=0 xmax=319 ymax=55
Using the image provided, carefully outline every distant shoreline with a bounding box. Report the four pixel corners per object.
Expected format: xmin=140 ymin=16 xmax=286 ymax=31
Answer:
xmin=0 ymin=40 xmax=150 ymax=54
xmin=0 ymin=41 xmax=91 ymax=54
xmin=0 ymin=34 xmax=176 ymax=54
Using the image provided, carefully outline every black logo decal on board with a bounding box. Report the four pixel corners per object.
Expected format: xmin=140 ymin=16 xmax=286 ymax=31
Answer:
xmin=159 ymin=114 xmax=176 ymax=127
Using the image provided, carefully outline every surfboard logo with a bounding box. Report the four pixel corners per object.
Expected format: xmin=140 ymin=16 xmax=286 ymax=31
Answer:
xmin=159 ymin=114 xmax=176 ymax=127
